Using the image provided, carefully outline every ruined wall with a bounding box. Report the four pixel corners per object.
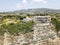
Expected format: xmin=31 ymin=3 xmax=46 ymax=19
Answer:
xmin=33 ymin=16 xmax=56 ymax=41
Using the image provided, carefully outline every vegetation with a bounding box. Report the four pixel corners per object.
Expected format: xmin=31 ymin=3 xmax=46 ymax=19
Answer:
xmin=51 ymin=18 xmax=60 ymax=36
xmin=0 ymin=8 xmax=60 ymax=36
xmin=0 ymin=15 xmax=34 ymax=36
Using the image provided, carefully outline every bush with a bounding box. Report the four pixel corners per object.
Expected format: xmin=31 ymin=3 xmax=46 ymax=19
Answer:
xmin=0 ymin=20 xmax=34 ymax=35
xmin=51 ymin=18 xmax=60 ymax=36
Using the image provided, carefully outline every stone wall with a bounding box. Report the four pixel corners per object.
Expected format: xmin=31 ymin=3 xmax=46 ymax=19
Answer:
xmin=33 ymin=16 xmax=56 ymax=41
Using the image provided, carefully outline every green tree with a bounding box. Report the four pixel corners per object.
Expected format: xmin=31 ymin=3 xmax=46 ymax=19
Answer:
xmin=51 ymin=18 xmax=60 ymax=36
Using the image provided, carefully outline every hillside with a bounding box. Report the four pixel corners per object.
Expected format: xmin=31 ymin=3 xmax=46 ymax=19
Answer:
xmin=13 ymin=8 xmax=60 ymax=14
xmin=1 ymin=8 xmax=60 ymax=14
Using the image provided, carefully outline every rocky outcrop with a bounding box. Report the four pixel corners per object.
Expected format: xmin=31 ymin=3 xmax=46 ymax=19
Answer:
xmin=3 ymin=32 xmax=33 ymax=45
xmin=0 ymin=36 xmax=4 ymax=45
xmin=34 ymin=37 xmax=60 ymax=45
xmin=0 ymin=32 xmax=58 ymax=45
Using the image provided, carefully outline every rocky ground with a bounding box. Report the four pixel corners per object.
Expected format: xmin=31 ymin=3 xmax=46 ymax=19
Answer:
xmin=0 ymin=32 xmax=59 ymax=45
